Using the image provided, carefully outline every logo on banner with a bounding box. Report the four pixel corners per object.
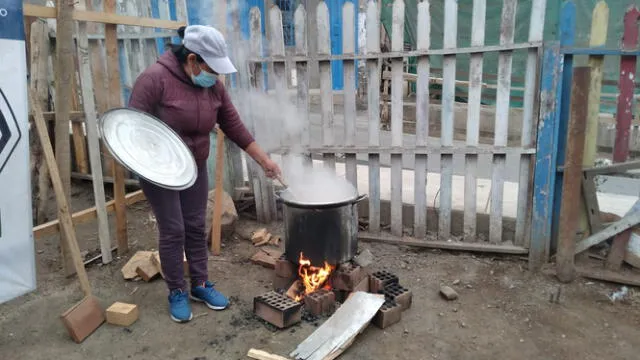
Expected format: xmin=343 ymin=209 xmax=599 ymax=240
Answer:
xmin=0 ymin=88 xmax=21 ymax=174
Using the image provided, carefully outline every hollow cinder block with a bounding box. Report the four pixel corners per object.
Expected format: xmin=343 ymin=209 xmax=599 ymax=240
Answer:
xmin=254 ymin=291 xmax=303 ymax=329
xmin=372 ymin=299 xmax=402 ymax=329
xmin=370 ymin=270 xmax=399 ymax=294
xmin=331 ymin=263 xmax=367 ymax=291
xmin=304 ymin=289 xmax=336 ymax=316
xmin=384 ymin=283 xmax=412 ymax=311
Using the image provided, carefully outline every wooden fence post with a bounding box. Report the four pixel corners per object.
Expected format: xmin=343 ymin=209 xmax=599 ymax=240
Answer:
xmin=557 ymin=66 xmax=590 ymax=283
xmin=55 ymin=0 xmax=77 ymax=276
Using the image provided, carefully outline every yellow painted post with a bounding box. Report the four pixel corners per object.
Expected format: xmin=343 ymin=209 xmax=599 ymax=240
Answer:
xmin=578 ymin=1 xmax=609 ymax=237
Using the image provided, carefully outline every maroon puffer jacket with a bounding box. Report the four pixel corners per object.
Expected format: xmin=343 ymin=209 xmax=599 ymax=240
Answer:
xmin=128 ymin=51 xmax=255 ymax=163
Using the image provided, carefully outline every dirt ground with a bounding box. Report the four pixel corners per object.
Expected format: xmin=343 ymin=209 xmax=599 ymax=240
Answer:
xmin=1 ymin=183 xmax=640 ymax=360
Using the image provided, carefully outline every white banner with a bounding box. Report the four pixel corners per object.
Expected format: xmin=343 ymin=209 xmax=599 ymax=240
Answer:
xmin=0 ymin=0 xmax=36 ymax=304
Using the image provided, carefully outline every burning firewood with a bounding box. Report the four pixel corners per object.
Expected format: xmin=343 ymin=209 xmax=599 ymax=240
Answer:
xmin=286 ymin=280 xmax=304 ymax=301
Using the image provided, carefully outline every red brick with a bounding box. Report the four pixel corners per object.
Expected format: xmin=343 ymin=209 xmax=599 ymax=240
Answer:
xmin=275 ymin=255 xmax=297 ymax=279
xmin=253 ymin=291 xmax=303 ymax=329
xmin=369 ymin=270 xmax=399 ymax=294
xmin=273 ymin=273 xmax=296 ymax=291
xmin=60 ymin=296 xmax=105 ymax=343
xmin=304 ymin=289 xmax=336 ymax=316
xmin=331 ymin=264 xmax=367 ymax=291
xmin=384 ymin=283 xmax=412 ymax=311
xmin=372 ymin=299 xmax=402 ymax=329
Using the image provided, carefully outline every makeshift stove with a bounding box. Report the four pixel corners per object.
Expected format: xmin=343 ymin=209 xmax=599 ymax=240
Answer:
xmin=253 ymin=249 xmax=413 ymax=330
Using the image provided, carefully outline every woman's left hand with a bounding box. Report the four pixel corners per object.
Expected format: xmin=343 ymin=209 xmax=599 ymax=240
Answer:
xmin=261 ymin=158 xmax=281 ymax=179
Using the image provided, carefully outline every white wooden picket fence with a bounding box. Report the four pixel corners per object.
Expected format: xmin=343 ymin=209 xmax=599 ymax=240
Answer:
xmin=245 ymin=0 xmax=546 ymax=253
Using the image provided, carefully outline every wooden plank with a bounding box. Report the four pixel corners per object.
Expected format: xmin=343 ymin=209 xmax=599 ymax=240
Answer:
xmin=247 ymin=349 xmax=289 ymax=360
xmin=439 ymin=0 xmax=457 ymax=241
xmin=366 ymin=0 xmax=381 ymax=233
xmin=75 ymin=0 xmax=113 ymax=264
xmin=359 ymin=231 xmax=529 ymax=255
xmin=581 ymin=173 xmax=603 ymax=234
xmin=575 ymin=210 xmax=640 ymax=255
xmin=529 ymin=45 xmax=564 ymax=270
xmin=294 ymin=5 xmax=311 ymax=167
xmin=607 ymin=6 xmax=640 ymax=271
xmin=489 ymin=0 xmax=517 ymax=244
xmin=249 ymin=6 xmax=276 ymax=224
xmin=55 ymin=0 xmax=76 ymax=276
xmin=23 ymin=4 xmax=185 ymax=29
xmin=317 ymin=2 xmax=335 ymax=173
xmin=248 ymin=42 xmax=543 ymax=62
xmin=577 ymin=1 xmax=608 ymax=240
xmin=343 ymin=2 xmax=358 ymax=187
xmin=105 ymin=0 xmax=128 ymax=254
xmin=211 ymin=129 xmax=225 ymax=256
xmin=516 ymin=0 xmax=546 ymax=246
xmin=31 ymin=88 xmax=92 ymax=296
xmin=413 ymin=1 xmax=431 ymax=239
xmin=30 ymin=20 xmax=51 ymax=226
xmin=276 ymin=145 xmax=536 ymax=155
xmin=268 ymin=5 xmax=290 ymax=172
xmin=464 ymin=0 xmax=486 ymax=242
xmin=557 ymin=67 xmax=590 ymax=283
xmin=70 ymin=46 xmax=89 ymax=175
xmin=389 ymin=0 xmax=404 ymax=237
xmin=33 ymin=190 xmax=146 ymax=240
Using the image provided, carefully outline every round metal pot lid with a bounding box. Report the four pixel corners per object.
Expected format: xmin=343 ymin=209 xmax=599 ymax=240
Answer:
xmin=277 ymin=185 xmax=364 ymax=209
xmin=99 ymin=107 xmax=197 ymax=191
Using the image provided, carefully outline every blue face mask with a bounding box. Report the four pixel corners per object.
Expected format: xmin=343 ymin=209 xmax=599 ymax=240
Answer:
xmin=191 ymin=66 xmax=217 ymax=88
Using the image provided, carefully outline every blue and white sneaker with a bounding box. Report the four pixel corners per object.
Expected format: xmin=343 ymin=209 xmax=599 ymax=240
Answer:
xmin=168 ymin=289 xmax=193 ymax=323
xmin=190 ymin=281 xmax=229 ymax=310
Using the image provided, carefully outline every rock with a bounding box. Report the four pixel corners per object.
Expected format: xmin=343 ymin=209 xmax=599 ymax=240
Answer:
xmin=354 ymin=249 xmax=374 ymax=268
xmin=205 ymin=189 xmax=238 ymax=241
xmin=452 ymin=279 xmax=461 ymax=286
xmin=439 ymin=285 xmax=459 ymax=301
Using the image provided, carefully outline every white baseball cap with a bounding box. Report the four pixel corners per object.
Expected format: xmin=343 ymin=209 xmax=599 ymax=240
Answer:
xmin=183 ymin=25 xmax=237 ymax=75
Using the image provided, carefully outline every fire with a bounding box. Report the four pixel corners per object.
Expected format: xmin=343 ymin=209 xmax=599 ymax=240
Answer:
xmin=294 ymin=252 xmax=334 ymax=302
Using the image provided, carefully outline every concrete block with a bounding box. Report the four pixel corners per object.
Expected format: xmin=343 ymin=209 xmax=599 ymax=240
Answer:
xmin=304 ymin=289 xmax=336 ymax=316
xmin=353 ymin=274 xmax=370 ymax=293
xmin=105 ymin=302 xmax=138 ymax=327
xmin=384 ymin=283 xmax=412 ymax=311
xmin=331 ymin=264 xmax=367 ymax=291
xmin=253 ymin=291 xmax=302 ymax=329
xmin=369 ymin=270 xmax=399 ymax=294
xmin=372 ymin=299 xmax=402 ymax=329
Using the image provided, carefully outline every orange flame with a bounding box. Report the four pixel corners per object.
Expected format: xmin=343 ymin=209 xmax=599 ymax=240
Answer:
xmin=294 ymin=252 xmax=334 ymax=302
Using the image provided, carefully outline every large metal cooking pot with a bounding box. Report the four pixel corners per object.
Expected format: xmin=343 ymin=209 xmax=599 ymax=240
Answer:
xmin=276 ymin=188 xmax=367 ymax=266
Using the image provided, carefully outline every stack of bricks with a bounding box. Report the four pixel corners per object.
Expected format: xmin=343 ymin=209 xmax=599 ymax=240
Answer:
xmin=369 ymin=270 xmax=412 ymax=329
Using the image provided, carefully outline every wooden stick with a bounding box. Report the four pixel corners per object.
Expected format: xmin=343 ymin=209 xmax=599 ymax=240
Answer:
xmin=55 ymin=0 xmax=76 ymax=277
xmin=211 ymin=128 xmax=225 ymax=256
xmin=556 ymin=67 xmax=590 ymax=283
xmin=104 ymin=0 xmax=128 ymax=255
xmin=23 ymin=4 xmax=185 ymax=29
xmin=31 ymin=89 xmax=92 ymax=296
xmin=74 ymin=0 xmax=113 ymax=264
xmin=247 ymin=348 xmax=290 ymax=360
xmin=34 ymin=190 xmax=146 ymax=240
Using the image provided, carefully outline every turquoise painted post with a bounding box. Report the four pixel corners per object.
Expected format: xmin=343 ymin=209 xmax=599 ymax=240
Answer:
xmin=529 ymin=45 xmax=564 ymax=270
xmin=550 ymin=0 xmax=576 ymax=256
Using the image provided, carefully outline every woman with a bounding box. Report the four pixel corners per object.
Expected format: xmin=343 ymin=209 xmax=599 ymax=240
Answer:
xmin=128 ymin=25 xmax=281 ymax=323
